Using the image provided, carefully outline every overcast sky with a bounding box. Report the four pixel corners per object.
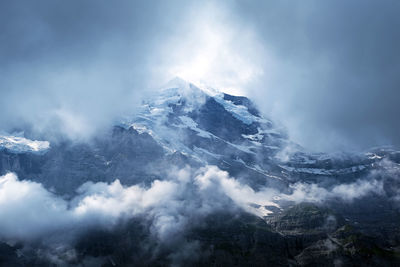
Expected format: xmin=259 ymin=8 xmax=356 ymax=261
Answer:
xmin=1 ymin=0 xmax=399 ymax=151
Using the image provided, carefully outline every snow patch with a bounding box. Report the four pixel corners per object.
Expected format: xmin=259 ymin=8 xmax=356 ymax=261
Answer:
xmin=279 ymin=165 xmax=367 ymax=175
xmin=0 ymin=135 xmax=50 ymax=154
xmin=213 ymin=95 xmax=257 ymax=125
xmin=177 ymin=116 xmax=212 ymax=138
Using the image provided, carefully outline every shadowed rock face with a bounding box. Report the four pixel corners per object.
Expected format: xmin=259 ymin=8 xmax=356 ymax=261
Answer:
xmin=0 ymin=126 xmax=198 ymax=194
xmin=0 ymin=81 xmax=399 ymax=266
xmin=0 ymin=127 xmax=165 ymax=193
xmin=190 ymin=97 xmax=259 ymax=143
xmin=1 ymin=205 xmax=397 ymax=266
xmin=223 ymin=93 xmax=260 ymax=117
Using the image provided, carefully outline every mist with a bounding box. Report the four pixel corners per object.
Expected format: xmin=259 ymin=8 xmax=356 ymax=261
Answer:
xmin=0 ymin=162 xmax=394 ymax=242
xmin=1 ymin=0 xmax=400 ymax=150
xmin=0 ymin=0 xmax=197 ymax=140
xmin=233 ymin=0 xmax=400 ymax=151
xmin=2 ymin=2 xmax=400 ymax=265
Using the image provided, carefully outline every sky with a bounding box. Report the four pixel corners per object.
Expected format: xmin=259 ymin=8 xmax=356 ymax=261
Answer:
xmin=1 ymin=0 xmax=399 ymax=151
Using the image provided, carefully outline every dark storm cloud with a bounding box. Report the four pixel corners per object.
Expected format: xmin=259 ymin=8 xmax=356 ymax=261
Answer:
xmin=0 ymin=0 xmax=179 ymax=69
xmin=231 ymin=0 xmax=400 ymax=151
xmin=0 ymin=0 xmax=195 ymax=139
xmin=1 ymin=0 xmax=399 ymax=151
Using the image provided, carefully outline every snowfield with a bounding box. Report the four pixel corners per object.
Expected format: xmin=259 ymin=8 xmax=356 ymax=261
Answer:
xmin=0 ymin=135 xmax=50 ymax=154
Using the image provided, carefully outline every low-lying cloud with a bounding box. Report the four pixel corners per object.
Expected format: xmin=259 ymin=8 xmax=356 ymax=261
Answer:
xmin=0 ymin=163 xmax=395 ymax=244
xmin=287 ymin=179 xmax=384 ymax=203
xmin=0 ymin=159 xmax=399 ymax=265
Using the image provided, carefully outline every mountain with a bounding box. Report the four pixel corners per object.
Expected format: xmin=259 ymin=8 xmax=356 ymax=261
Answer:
xmin=1 ymin=77 xmax=393 ymax=191
xmin=0 ymin=78 xmax=399 ymax=266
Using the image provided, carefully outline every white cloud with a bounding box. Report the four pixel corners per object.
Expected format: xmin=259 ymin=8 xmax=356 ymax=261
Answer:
xmin=155 ymin=1 xmax=266 ymax=96
xmin=0 ymin=173 xmax=72 ymax=240
xmin=0 ymin=167 xmax=265 ymax=242
xmin=0 ymin=164 xmax=392 ymax=245
xmin=285 ymin=179 xmax=384 ymax=203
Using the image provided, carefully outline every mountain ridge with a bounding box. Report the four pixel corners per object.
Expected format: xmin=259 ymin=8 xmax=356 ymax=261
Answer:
xmin=0 ymin=78 xmax=399 ymax=266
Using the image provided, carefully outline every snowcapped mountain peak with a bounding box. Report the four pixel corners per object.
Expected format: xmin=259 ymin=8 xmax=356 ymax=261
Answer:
xmin=142 ymin=77 xmax=212 ymax=117
xmin=162 ymin=76 xmax=193 ymax=91
xmin=117 ymin=78 xmax=291 ymax=179
xmin=161 ymin=77 xmax=220 ymax=99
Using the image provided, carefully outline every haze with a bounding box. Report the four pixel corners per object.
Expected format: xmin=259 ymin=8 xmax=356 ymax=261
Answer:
xmin=1 ymin=0 xmax=399 ymax=151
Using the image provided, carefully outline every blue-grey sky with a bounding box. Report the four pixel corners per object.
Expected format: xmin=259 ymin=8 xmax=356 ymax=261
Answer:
xmin=1 ymin=0 xmax=399 ymax=151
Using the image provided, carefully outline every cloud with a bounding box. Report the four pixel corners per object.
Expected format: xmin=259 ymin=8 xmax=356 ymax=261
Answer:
xmin=0 ymin=1 xmax=195 ymax=140
xmin=0 ymin=0 xmax=265 ymax=142
xmin=0 ymin=167 xmax=245 ymax=243
xmin=0 ymin=164 xmax=391 ymax=243
xmin=156 ymin=1 xmax=266 ymax=96
xmin=0 ymin=173 xmax=72 ymax=240
xmin=0 ymin=165 xmax=276 ymax=245
xmin=232 ymin=0 xmax=400 ymax=151
xmin=0 ymin=161 xmax=398 ymax=264
xmin=194 ymin=166 xmax=279 ymax=216
xmin=285 ymin=179 xmax=384 ymax=203
xmin=1 ymin=1 xmax=399 ymax=151
xmin=280 ymin=158 xmax=400 ymax=204
xmin=0 ymin=166 xmax=276 ymax=264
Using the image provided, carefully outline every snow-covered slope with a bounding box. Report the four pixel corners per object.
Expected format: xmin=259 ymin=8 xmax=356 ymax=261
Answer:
xmin=118 ymin=78 xmax=397 ymax=185
xmin=119 ymin=78 xmax=290 ymax=186
xmin=1 ymin=77 xmax=398 ymax=191
xmin=0 ymin=134 xmax=50 ymax=154
xmin=0 ymin=78 xmax=399 ymax=267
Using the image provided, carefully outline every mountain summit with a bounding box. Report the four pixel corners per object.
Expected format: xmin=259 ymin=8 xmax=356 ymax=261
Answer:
xmin=0 ymin=78 xmax=397 ymax=191
xmin=0 ymin=79 xmax=399 ymax=266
